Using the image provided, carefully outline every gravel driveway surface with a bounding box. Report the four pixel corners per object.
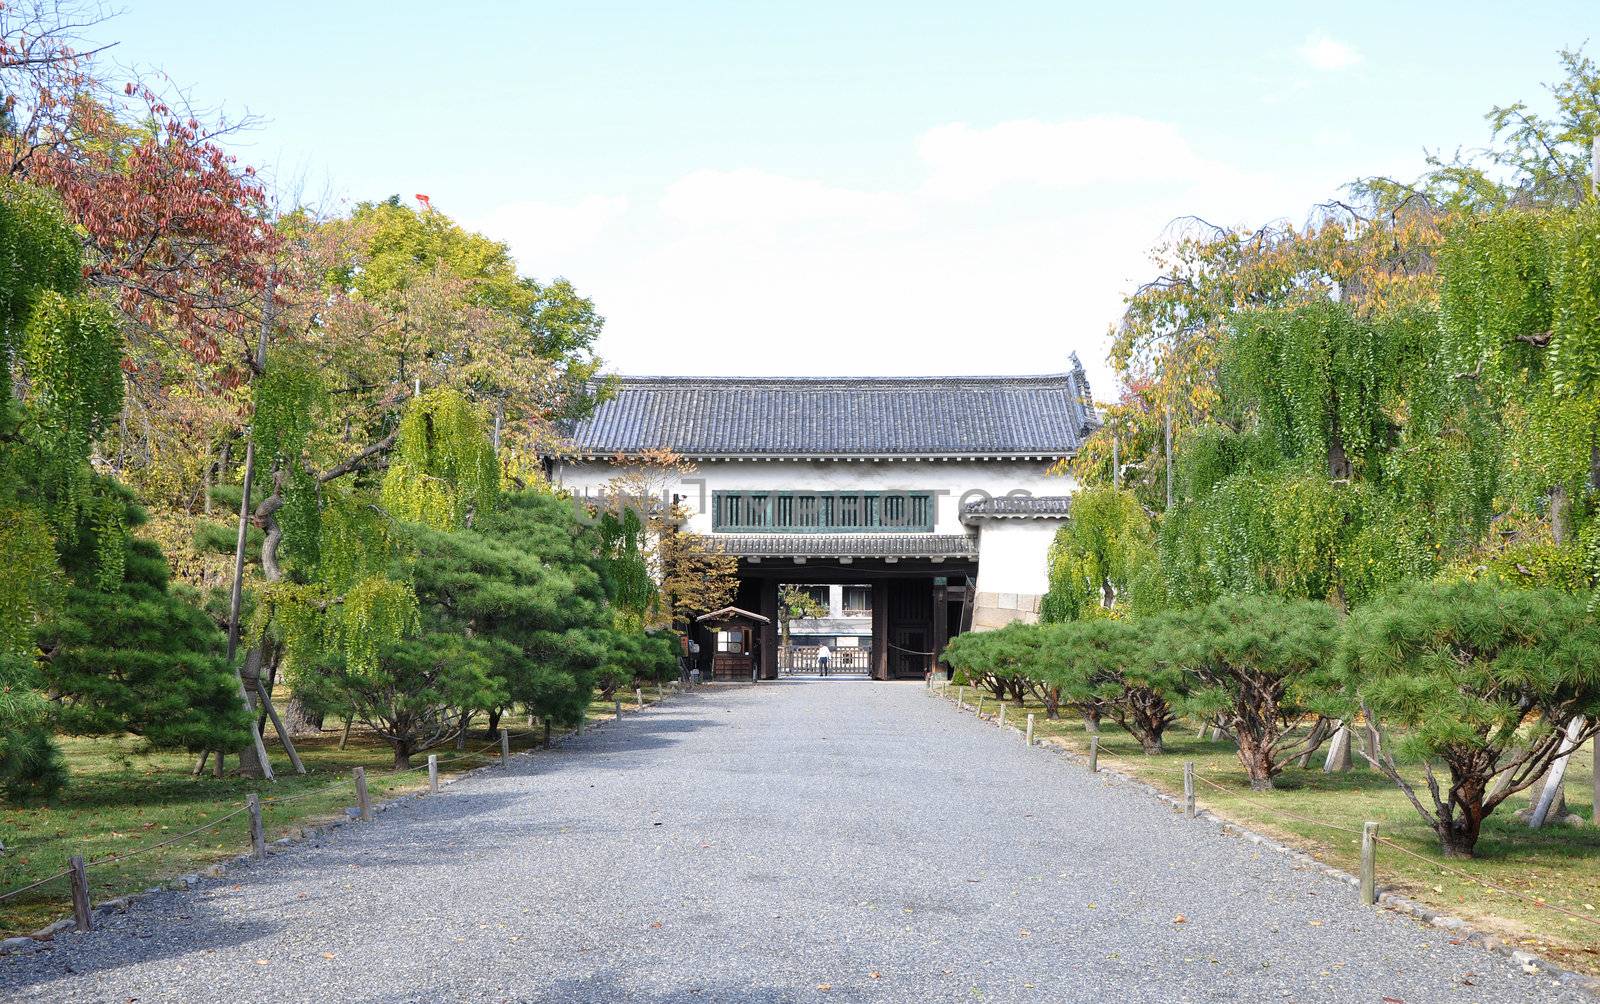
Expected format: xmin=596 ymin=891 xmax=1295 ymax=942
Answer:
xmin=0 ymin=680 xmax=1586 ymax=1003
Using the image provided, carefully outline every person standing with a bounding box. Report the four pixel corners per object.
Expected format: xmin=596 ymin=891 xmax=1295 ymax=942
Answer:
xmin=817 ymin=643 xmax=831 ymax=677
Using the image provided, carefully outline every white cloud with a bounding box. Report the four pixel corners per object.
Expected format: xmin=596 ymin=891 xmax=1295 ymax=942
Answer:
xmin=1297 ymin=33 xmax=1362 ymax=71
xmin=917 ymin=116 xmax=1225 ymax=200
xmin=660 ymin=168 xmax=911 ymax=228
xmin=474 ymin=115 xmax=1370 ymax=400
xmin=472 ymin=194 xmax=629 ymax=276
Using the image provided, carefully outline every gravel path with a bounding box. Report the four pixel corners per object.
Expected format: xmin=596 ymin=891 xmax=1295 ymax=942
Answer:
xmin=0 ymin=681 xmax=1586 ymax=1003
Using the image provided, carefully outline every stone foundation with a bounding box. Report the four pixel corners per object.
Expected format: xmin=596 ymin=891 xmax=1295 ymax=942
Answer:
xmin=971 ymin=591 xmax=1042 ymax=629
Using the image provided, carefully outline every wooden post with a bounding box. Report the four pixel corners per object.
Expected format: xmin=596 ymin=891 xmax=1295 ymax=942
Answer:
xmin=339 ymin=718 xmax=352 ymax=750
xmin=614 ymin=699 xmax=622 ymax=721
xmin=957 ymin=686 xmax=965 ymax=709
xmin=976 ymin=696 xmax=984 ymax=718
xmin=69 ymin=854 xmax=93 ymax=932
xmin=1088 ymin=735 xmax=1099 ymax=773
xmin=1183 ymin=762 xmax=1196 ymax=817
xmin=998 ymin=704 xmax=1007 ymax=729
xmin=1531 ymin=716 xmax=1586 ymax=828
xmin=499 ymin=729 xmax=511 ymax=767
xmin=247 ymin=793 xmax=265 ymax=859
xmin=577 ymin=713 xmax=584 ymax=736
xmin=635 ymin=687 xmax=644 ymax=710
xmin=543 ymin=716 xmax=553 ymax=749
xmin=1025 ymin=713 xmax=1035 ymax=747
xmin=1194 ymin=719 xmax=1207 ymax=739
xmin=428 ymin=754 xmax=439 ymax=794
xmin=353 ymin=767 xmax=371 ymax=822
xmin=657 ymin=683 xmax=664 ymax=702
xmin=1360 ymin=821 xmax=1379 ymax=906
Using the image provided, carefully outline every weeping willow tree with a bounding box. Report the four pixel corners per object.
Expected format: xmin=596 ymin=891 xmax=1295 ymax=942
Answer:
xmin=1039 ymin=486 xmax=1161 ymax=622
xmin=1156 ymin=301 xmax=1456 ymax=609
xmin=1438 ymin=203 xmax=1600 ymax=589
xmin=237 ymin=383 xmax=497 ymax=776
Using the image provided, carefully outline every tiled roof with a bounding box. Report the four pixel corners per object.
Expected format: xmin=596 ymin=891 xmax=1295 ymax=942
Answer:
xmin=706 ymin=534 xmax=979 ymax=558
xmin=961 ymin=495 xmax=1074 ymax=520
xmin=565 ymin=356 xmax=1097 ymax=458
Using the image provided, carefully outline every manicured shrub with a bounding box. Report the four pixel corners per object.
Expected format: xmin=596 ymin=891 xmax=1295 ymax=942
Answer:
xmin=1340 ymin=579 xmax=1600 ymax=857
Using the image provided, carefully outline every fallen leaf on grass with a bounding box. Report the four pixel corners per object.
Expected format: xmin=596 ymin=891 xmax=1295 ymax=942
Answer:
xmin=1173 ymin=915 xmax=1188 ymax=924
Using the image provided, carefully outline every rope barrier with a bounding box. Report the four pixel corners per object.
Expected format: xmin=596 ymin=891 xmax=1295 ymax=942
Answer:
xmin=938 ymin=685 xmax=1600 ymax=934
xmin=1374 ymin=835 xmax=1600 ymax=931
xmin=0 ymin=703 xmax=622 ymax=918
xmin=0 ymin=869 xmax=72 ymax=905
xmin=89 ymin=806 xmax=253 ymax=870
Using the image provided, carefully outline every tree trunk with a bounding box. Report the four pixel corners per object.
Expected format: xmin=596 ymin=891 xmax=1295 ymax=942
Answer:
xmin=1236 ymin=732 xmax=1276 ymax=791
xmin=393 ymin=739 xmax=414 ymax=770
xmin=280 ymin=696 xmax=324 ymax=735
xmin=1080 ymin=706 xmax=1101 ymax=733
xmin=486 ymin=707 xmax=502 ymax=739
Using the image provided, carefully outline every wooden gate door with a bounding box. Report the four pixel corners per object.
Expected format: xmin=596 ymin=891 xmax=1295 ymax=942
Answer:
xmin=886 ymin=579 xmax=933 ymax=679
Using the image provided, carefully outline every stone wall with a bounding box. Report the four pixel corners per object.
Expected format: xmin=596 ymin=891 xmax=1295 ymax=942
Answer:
xmin=971 ymin=590 xmax=1043 ymax=630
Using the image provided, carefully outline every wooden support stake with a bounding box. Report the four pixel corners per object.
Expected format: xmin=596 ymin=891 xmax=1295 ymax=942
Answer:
xmin=543 ymin=716 xmax=553 ymax=749
xmin=247 ymin=793 xmax=265 ymax=859
xmin=577 ymin=714 xmax=584 ymax=736
xmin=1195 ymin=720 xmax=1207 ymax=739
xmin=614 ymin=699 xmax=622 ymax=721
xmin=657 ymin=683 xmax=664 ymax=701
xmin=69 ymin=854 xmax=92 ymax=932
xmin=353 ymin=767 xmax=371 ymax=822
xmin=998 ymin=704 xmax=1007 ymax=729
xmin=958 ymin=686 xmax=965 ymax=708
xmin=192 ymin=749 xmax=210 ymax=777
xmin=1025 ymin=713 xmax=1035 ymax=747
xmin=976 ymin=696 xmax=985 ymax=718
xmin=1183 ymin=762 xmax=1196 ymax=817
xmin=1088 ymin=735 xmax=1099 ymax=773
xmin=338 ymin=719 xmax=352 ymax=750
xmin=636 ymin=687 xmax=644 ymax=710
xmin=253 ymin=680 xmax=305 ymax=775
xmin=1360 ymin=821 xmax=1379 ymax=906
xmin=428 ymin=754 xmax=439 ymax=793
xmin=499 ymin=729 xmax=511 ymax=767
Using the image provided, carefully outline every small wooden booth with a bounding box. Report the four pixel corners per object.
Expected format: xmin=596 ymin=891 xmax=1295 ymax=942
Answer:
xmin=695 ymin=606 xmax=771 ymax=682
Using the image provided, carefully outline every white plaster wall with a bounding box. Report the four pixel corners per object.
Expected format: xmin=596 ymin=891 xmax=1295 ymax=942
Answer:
xmin=972 ymin=519 xmax=1065 ymax=597
xmin=553 ymin=458 xmax=1075 ymax=535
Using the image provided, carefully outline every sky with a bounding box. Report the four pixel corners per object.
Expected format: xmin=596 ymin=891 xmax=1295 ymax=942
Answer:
xmin=102 ymin=1 xmax=1596 ymax=397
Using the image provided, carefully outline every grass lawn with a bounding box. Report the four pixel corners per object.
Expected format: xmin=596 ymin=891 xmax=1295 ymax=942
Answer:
xmin=936 ymin=683 xmax=1600 ymax=976
xmin=0 ymin=686 xmax=677 ymax=938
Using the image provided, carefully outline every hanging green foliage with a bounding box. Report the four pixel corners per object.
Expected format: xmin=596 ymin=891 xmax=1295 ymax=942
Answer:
xmin=1224 ymin=302 xmax=1396 ymax=478
xmin=597 ymin=506 xmax=657 ymax=616
xmin=1039 ymin=486 xmax=1161 ymax=621
xmin=380 ymin=389 xmax=499 ymax=530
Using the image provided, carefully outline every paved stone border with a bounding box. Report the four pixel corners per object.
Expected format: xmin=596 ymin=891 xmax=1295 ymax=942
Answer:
xmin=0 ymin=695 xmax=664 ymax=958
xmin=931 ymin=687 xmax=1600 ymax=996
